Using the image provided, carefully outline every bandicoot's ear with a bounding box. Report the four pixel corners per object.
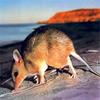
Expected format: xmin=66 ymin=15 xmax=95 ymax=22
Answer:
xmin=13 ymin=49 xmax=22 ymax=63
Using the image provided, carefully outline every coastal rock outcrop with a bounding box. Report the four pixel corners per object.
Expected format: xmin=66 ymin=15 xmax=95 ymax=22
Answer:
xmin=38 ymin=9 xmax=100 ymax=24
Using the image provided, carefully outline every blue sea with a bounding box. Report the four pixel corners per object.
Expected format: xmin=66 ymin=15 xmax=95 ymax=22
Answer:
xmin=0 ymin=23 xmax=42 ymax=44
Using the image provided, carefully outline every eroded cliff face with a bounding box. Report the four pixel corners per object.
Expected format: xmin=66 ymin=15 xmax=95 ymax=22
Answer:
xmin=38 ymin=9 xmax=100 ymax=24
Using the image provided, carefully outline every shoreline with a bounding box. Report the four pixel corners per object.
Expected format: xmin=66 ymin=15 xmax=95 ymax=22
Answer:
xmin=0 ymin=40 xmax=22 ymax=48
xmin=0 ymin=40 xmax=22 ymax=47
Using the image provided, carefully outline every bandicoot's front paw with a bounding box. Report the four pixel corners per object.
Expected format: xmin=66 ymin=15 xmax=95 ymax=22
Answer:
xmin=40 ymin=77 xmax=46 ymax=84
xmin=40 ymin=80 xmax=46 ymax=84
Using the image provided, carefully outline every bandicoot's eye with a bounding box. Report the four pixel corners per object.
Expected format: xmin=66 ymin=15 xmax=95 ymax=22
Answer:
xmin=12 ymin=67 xmax=19 ymax=82
xmin=12 ymin=65 xmax=19 ymax=78
xmin=14 ymin=71 xmax=18 ymax=78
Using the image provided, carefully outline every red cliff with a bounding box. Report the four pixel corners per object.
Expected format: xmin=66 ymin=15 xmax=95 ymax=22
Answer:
xmin=38 ymin=9 xmax=100 ymax=24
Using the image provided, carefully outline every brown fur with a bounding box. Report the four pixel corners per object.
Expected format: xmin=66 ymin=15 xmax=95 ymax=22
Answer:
xmin=12 ymin=27 xmax=79 ymax=89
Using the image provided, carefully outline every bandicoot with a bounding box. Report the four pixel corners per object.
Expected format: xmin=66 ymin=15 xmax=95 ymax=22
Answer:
xmin=12 ymin=27 xmax=100 ymax=89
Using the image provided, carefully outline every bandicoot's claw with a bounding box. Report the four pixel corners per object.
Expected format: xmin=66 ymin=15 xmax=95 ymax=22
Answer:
xmin=70 ymin=74 xmax=77 ymax=79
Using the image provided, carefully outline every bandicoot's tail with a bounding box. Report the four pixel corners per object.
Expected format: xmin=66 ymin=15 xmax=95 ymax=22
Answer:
xmin=70 ymin=51 xmax=100 ymax=77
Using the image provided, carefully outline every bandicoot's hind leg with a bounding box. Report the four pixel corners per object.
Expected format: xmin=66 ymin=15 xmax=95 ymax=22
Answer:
xmin=38 ymin=62 xmax=48 ymax=84
xmin=67 ymin=56 xmax=77 ymax=78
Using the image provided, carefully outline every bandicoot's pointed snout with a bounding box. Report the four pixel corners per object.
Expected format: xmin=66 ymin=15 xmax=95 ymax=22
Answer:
xmin=15 ymin=73 xmax=27 ymax=89
xmin=12 ymin=63 xmax=28 ymax=89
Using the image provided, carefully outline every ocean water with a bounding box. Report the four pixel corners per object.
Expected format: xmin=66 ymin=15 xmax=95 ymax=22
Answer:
xmin=0 ymin=23 xmax=42 ymax=43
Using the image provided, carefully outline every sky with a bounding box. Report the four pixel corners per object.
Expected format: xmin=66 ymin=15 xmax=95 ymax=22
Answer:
xmin=0 ymin=0 xmax=100 ymax=24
